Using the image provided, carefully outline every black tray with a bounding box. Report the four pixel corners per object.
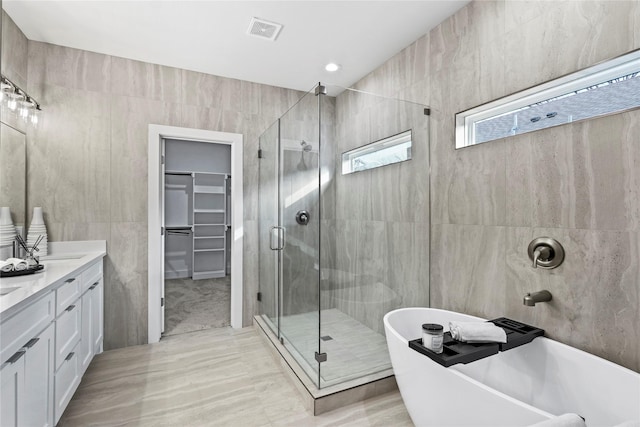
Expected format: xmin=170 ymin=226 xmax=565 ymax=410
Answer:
xmin=408 ymin=317 xmax=544 ymax=367
xmin=409 ymin=333 xmax=499 ymax=367
xmin=489 ymin=317 xmax=544 ymax=351
xmin=0 ymin=264 xmax=44 ymax=277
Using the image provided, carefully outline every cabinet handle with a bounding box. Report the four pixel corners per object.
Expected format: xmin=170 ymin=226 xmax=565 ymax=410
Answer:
xmin=6 ymin=350 xmax=25 ymax=364
xmin=65 ymin=304 xmax=76 ymax=312
xmin=65 ymin=278 xmax=76 ymax=283
xmin=65 ymin=352 xmax=75 ymax=361
xmin=89 ymin=281 xmax=99 ymax=290
xmin=24 ymin=338 xmax=40 ymax=349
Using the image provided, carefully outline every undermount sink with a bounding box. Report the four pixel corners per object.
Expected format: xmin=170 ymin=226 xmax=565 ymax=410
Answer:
xmin=0 ymin=287 xmax=21 ymax=296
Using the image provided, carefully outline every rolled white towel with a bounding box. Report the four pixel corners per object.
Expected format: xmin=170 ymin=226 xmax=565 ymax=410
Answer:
xmin=0 ymin=260 xmax=13 ymax=272
xmin=529 ymin=413 xmax=586 ymax=427
xmin=6 ymin=257 xmax=28 ymax=271
xmin=449 ymin=321 xmax=507 ymax=343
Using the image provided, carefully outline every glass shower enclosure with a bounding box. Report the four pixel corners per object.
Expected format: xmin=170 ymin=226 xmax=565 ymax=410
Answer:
xmin=258 ymin=83 xmax=430 ymax=389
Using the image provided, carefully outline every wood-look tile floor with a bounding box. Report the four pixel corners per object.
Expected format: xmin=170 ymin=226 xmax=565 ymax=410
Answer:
xmin=58 ymin=326 xmax=413 ymax=427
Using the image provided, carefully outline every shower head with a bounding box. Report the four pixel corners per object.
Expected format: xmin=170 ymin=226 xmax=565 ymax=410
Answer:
xmin=297 ymin=140 xmax=311 ymax=171
xmin=301 ymin=140 xmax=312 ymax=152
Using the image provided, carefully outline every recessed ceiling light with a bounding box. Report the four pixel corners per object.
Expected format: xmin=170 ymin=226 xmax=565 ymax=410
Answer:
xmin=325 ymin=63 xmax=341 ymax=72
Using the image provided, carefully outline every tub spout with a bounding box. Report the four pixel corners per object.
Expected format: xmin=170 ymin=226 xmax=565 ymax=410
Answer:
xmin=523 ymin=290 xmax=552 ymax=306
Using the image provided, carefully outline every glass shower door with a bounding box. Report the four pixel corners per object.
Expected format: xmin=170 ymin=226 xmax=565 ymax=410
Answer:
xmin=258 ymin=120 xmax=280 ymax=335
xmin=278 ymin=88 xmax=322 ymax=386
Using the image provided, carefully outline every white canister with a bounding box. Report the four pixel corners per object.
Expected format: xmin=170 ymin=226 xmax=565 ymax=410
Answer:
xmin=422 ymin=323 xmax=444 ymax=354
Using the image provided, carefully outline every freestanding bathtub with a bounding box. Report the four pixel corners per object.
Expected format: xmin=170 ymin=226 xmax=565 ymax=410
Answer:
xmin=384 ymin=308 xmax=640 ymax=427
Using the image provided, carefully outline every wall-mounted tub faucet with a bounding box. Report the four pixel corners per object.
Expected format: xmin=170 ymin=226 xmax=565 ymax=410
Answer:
xmin=523 ymin=290 xmax=552 ymax=306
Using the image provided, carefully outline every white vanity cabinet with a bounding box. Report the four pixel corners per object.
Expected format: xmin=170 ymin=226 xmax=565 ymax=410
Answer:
xmin=0 ymin=294 xmax=56 ymax=427
xmin=0 ymin=252 xmax=105 ymax=427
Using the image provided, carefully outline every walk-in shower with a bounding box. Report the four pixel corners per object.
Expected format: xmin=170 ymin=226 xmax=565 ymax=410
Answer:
xmin=257 ymin=83 xmax=430 ymax=391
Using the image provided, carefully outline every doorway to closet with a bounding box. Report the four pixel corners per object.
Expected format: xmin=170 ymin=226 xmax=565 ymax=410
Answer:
xmin=163 ymin=138 xmax=232 ymax=336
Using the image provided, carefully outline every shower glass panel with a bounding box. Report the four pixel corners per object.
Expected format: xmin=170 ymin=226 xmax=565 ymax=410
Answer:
xmin=258 ymin=84 xmax=430 ymax=390
xmin=319 ymin=87 xmax=430 ymax=388
xmin=278 ymin=88 xmax=322 ymax=386
xmin=258 ymin=120 xmax=280 ymax=336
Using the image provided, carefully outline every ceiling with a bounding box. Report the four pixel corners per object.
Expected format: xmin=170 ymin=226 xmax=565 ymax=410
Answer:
xmin=3 ymin=1 xmax=469 ymax=96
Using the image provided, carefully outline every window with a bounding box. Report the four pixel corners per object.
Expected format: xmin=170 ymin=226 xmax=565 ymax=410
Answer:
xmin=455 ymin=49 xmax=640 ymax=149
xmin=341 ymin=130 xmax=412 ymax=175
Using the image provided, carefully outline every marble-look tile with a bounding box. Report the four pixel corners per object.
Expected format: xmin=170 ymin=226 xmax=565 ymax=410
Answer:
xmin=27 ymin=84 xmax=111 ymax=224
xmin=506 ymin=111 xmax=640 ymax=231
xmin=385 ymin=222 xmax=430 ymax=309
xmin=430 ymin=136 xmax=507 ymax=226
xmin=164 ymin=276 xmax=230 ymax=336
xmin=60 ymin=326 xmax=411 ymax=426
xmin=104 ymin=222 xmax=148 ymax=350
xmin=505 ymin=227 xmax=640 ymax=372
xmin=110 ymin=95 xmax=181 ymax=222
xmin=430 ymin=224 xmax=506 ymax=319
xmin=429 ymin=0 xmax=504 ymax=77
xmin=180 ymin=104 xmax=246 ymax=134
xmin=503 ymin=1 xmax=637 ymax=95
xmin=635 ymin=1 xmax=640 ymax=48
xmin=181 ymin=69 xmax=243 ymax=111
xmin=1 ymin=11 xmax=28 ymax=89
xmin=110 ymin=56 xmax=181 ymax=103
xmin=45 ymin=222 xmax=110 ymax=242
xmin=27 ymin=41 xmax=111 ymax=93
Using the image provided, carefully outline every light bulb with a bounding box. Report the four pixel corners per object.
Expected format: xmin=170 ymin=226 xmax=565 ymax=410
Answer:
xmin=19 ymin=106 xmax=29 ymax=119
xmin=30 ymin=113 xmax=39 ymax=126
xmin=8 ymin=98 xmax=17 ymax=110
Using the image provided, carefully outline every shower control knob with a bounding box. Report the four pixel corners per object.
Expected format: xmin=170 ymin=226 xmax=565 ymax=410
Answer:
xmin=296 ymin=210 xmax=310 ymax=226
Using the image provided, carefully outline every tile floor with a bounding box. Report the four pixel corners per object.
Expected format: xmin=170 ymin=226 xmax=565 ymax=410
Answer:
xmin=58 ymin=326 xmax=413 ymax=426
xmin=164 ymin=276 xmax=231 ymax=336
xmin=269 ymin=309 xmax=391 ymax=387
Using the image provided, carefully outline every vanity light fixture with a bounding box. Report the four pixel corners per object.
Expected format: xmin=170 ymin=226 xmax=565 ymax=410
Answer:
xmin=0 ymin=74 xmax=42 ymax=125
xmin=325 ymin=63 xmax=341 ymax=72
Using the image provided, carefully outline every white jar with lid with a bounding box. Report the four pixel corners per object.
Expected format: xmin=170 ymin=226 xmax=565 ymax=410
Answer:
xmin=422 ymin=323 xmax=444 ymax=354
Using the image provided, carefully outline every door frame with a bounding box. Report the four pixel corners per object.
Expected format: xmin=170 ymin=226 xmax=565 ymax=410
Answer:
xmin=148 ymin=124 xmax=244 ymax=343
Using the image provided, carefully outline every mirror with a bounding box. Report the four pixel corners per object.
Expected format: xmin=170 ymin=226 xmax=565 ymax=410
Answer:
xmin=0 ymin=122 xmax=27 ymax=232
xmin=456 ymin=49 xmax=640 ymax=149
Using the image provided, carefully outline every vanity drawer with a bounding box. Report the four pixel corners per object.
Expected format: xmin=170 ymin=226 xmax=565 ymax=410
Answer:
xmin=54 ymin=341 xmax=81 ymax=425
xmin=56 ymin=277 xmax=81 ymax=316
xmin=81 ymin=261 xmax=102 ymax=293
xmin=0 ymin=292 xmax=55 ymax=365
xmin=55 ymin=298 xmax=81 ymax=370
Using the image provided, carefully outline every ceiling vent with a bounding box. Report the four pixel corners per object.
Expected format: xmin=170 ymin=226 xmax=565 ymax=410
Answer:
xmin=247 ymin=17 xmax=283 ymax=41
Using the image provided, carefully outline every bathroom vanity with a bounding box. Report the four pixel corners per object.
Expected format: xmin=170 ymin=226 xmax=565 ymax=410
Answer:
xmin=0 ymin=240 xmax=106 ymax=426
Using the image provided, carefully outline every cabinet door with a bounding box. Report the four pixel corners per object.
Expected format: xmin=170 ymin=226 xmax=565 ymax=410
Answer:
xmin=91 ymin=280 xmax=104 ymax=354
xmin=0 ymin=351 xmax=25 ymax=427
xmin=55 ymin=299 xmax=81 ymax=370
xmin=80 ymin=290 xmax=94 ymax=374
xmin=23 ymin=323 xmax=55 ymax=427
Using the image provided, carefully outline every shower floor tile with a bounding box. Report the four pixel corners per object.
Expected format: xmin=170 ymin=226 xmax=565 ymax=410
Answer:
xmin=278 ymin=308 xmax=391 ymax=387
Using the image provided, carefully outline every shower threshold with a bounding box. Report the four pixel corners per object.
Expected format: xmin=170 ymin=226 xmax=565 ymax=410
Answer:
xmin=254 ymin=312 xmax=397 ymax=415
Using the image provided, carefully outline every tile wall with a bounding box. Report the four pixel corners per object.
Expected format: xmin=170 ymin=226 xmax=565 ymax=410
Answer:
xmin=4 ymin=0 xmax=640 ymax=371
xmin=343 ymin=0 xmax=639 ymax=370
xmin=2 ymin=10 xmax=304 ymax=349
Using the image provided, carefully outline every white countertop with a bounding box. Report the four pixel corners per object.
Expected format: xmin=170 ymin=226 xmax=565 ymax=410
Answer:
xmin=0 ymin=240 xmax=107 ymax=319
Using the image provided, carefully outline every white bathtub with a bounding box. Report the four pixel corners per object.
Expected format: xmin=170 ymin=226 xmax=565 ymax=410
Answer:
xmin=384 ymin=308 xmax=640 ymax=427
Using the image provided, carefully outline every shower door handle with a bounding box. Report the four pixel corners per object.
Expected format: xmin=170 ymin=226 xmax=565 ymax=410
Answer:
xmin=269 ymin=226 xmax=285 ymax=251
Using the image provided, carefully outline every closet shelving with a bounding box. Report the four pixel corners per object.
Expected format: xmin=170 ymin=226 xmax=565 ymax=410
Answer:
xmin=164 ymin=171 xmax=194 ymax=279
xmin=164 ymin=170 xmax=230 ymax=280
xmin=192 ymin=172 xmax=229 ymax=279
